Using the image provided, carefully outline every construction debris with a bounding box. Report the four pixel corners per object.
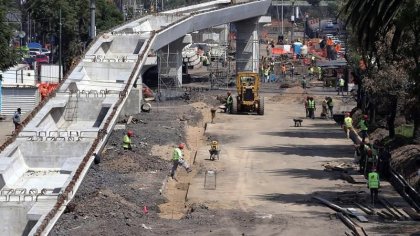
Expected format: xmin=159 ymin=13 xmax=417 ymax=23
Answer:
xmin=341 ymin=174 xmax=367 ymax=184
xmin=336 ymin=212 xmax=368 ymax=236
xmin=323 ymin=162 xmax=352 ymax=171
xmin=403 ymin=207 xmax=420 ymax=221
xmin=312 ymin=196 xmax=368 ymax=222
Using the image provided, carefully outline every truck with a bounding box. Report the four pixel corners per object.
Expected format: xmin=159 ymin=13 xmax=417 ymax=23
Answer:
xmin=231 ymin=71 xmax=264 ymax=115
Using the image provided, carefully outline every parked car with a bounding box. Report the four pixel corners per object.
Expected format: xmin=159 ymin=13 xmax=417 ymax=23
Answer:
xmin=41 ymin=48 xmax=51 ymax=55
xmin=29 ymin=51 xmax=40 ymax=58
xmin=29 ymin=48 xmax=42 ymax=54
xmin=35 ymin=54 xmax=49 ymax=64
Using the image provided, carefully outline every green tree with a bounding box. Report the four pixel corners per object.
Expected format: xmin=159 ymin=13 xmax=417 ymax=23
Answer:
xmin=343 ymin=0 xmax=420 ymax=143
xmin=0 ymin=0 xmax=19 ymax=71
xmin=25 ymin=0 xmax=123 ymax=71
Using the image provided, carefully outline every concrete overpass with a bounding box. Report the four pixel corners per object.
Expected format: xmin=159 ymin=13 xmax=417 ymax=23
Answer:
xmin=0 ymin=0 xmax=271 ymax=235
xmin=272 ymin=0 xmax=330 ymax=6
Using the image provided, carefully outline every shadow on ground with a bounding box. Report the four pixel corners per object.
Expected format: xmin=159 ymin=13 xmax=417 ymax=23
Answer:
xmin=263 ymin=168 xmax=342 ymax=180
xmin=242 ymin=144 xmax=353 ymax=158
xmin=261 ymin=130 xmax=344 ymax=139
xmin=251 ymin=190 xmax=340 ymax=206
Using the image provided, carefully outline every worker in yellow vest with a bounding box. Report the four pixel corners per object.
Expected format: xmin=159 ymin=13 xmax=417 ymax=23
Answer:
xmin=367 ymin=166 xmax=380 ymax=205
xmin=122 ymin=130 xmax=134 ymax=150
xmin=358 ymin=115 xmax=369 ymax=143
xmin=337 ymin=76 xmax=345 ymax=96
xmin=170 ymin=143 xmax=192 ymax=180
xmin=307 ymin=97 xmax=316 ymax=119
xmin=344 ymin=112 xmax=354 ymax=139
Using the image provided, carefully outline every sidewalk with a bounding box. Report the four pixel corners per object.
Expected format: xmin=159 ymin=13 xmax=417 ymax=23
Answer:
xmin=0 ymin=118 xmax=15 ymax=147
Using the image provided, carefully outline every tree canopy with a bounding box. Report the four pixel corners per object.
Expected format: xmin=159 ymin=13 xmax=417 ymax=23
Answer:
xmin=342 ymin=0 xmax=420 ymax=143
xmin=18 ymin=0 xmax=123 ymax=70
xmin=0 ymin=0 xmax=19 ymax=71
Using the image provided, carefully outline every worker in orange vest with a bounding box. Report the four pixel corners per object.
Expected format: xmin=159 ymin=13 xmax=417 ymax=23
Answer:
xmin=40 ymin=83 xmax=49 ymax=101
xmin=326 ymin=37 xmax=334 ymax=60
xmin=335 ymin=43 xmax=341 ymax=53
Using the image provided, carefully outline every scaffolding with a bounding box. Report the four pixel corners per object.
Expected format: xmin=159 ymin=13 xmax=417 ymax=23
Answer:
xmin=157 ymin=46 xmax=182 ymax=100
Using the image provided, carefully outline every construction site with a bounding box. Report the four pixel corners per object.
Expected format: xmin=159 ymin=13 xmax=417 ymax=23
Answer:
xmin=0 ymin=0 xmax=419 ymax=235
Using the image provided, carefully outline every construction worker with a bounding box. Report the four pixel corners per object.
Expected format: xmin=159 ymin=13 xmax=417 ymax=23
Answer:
xmin=122 ymin=130 xmax=134 ymax=150
xmin=40 ymin=83 xmax=49 ymax=101
xmin=317 ymin=66 xmax=322 ymax=80
xmin=327 ymin=97 xmax=334 ymax=118
xmin=307 ymin=97 xmax=316 ymax=119
xmin=281 ymin=64 xmax=286 ymax=78
xmin=209 ymin=140 xmax=220 ymax=160
xmin=358 ymin=115 xmax=369 ymax=143
xmin=365 ymin=143 xmax=378 ymax=175
xmin=263 ymin=66 xmax=270 ymax=83
xmin=170 ymin=143 xmax=192 ymax=180
xmin=13 ymin=108 xmax=22 ymax=132
xmin=367 ymin=166 xmax=380 ymax=205
xmin=337 ymin=76 xmax=345 ymax=95
xmin=311 ymin=55 xmax=316 ymax=65
xmin=326 ymin=37 xmax=334 ymax=60
xmin=301 ymin=76 xmax=307 ymax=91
xmin=344 ymin=112 xmax=353 ymax=139
xmin=321 ymin=97 xmax=328 ymax=119
xmin=226 ymin=91 xmax=233 ymax=113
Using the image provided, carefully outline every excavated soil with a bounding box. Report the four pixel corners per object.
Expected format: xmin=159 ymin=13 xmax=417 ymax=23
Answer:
xmin=51 ymin=91 xmax=273 ymax=236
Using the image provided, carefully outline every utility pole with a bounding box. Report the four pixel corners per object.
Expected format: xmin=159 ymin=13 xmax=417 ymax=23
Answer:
xmin=281 ymin=0 xmax=284 ymax=36
xmin=59 ymin=8 xmax=62 ymax=83
xmin=291 ymin=1 xmax=295 ymax=42
xmin=90 ymin=0 xmax=96 ymax=39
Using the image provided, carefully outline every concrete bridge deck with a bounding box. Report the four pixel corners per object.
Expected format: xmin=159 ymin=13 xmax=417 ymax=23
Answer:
xmin=0 ymin=0 xmax=271 ymax=235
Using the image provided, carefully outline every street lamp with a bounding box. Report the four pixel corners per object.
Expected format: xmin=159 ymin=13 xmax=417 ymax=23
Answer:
xmin=304 ymin=13 xmax=309 ymax=42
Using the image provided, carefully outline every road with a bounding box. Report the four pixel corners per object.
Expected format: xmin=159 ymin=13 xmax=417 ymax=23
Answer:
xmin=188 ymin=94 xmax=354 ymax=235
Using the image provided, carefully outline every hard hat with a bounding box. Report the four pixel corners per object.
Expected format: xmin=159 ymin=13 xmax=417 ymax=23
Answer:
xmin=178 ymin=143 xmax=185 ymax=149
xmin=127 ymin=130 xmax=134 ymax=137
xmin=363 ymin=115 xmax=369 ymax=120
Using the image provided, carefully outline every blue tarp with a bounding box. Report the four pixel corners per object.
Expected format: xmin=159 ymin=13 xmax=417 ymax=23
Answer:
xmin=28 ymin=42 xmax=42 ymax=49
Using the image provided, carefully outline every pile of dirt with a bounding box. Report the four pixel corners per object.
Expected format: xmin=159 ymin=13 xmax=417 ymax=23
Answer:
xmin=51 ymin=99 xmax=201 ymax=235
xmin=390 ymin=145 xmax=420 ymax=191
xmin=270 ymin=86 xmax=306 ymax=104
xmin=51 ymin=94 xmax=270 ymax=235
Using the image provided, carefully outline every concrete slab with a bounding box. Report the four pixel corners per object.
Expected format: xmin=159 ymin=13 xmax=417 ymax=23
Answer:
xmin=8 ymin=171 xmax=68 ymax=190
xmin=27 ymin=201 xmax=55 ymax=221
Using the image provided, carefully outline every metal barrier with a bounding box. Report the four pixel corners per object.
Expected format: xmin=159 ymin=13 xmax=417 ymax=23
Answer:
xmin=19 ymin=130 xmax=97 ymax=142
xmin=0 ymin=188 xmax=42 ymax=202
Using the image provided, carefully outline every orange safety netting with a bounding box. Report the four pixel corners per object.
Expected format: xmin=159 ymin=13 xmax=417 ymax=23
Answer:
xmin=271 ymin=48 xmax=289 ymax=55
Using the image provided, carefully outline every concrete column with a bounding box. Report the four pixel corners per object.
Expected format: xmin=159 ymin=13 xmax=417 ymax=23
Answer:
xmin=166 ymin=36 xmax=190 ymax=86
xmin=234 ymin=17 xmax=259 ymax=73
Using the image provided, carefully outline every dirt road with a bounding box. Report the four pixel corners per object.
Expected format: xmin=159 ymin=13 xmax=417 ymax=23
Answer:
xmin=51 ymin=88 xmax=419 ymax=236
xmin=188 ymin=94 xmax=353 ymax=235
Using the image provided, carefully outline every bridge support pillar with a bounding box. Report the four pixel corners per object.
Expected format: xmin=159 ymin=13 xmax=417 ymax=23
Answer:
xmin=164 ymin=37 xmax=190 ymax=87
xmin=234 ymin=17 xmax=259 ymax=73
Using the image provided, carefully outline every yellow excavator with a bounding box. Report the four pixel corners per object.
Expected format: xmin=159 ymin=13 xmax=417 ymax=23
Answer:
xmin=231 ymin=71 xmax=264 ymax=115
